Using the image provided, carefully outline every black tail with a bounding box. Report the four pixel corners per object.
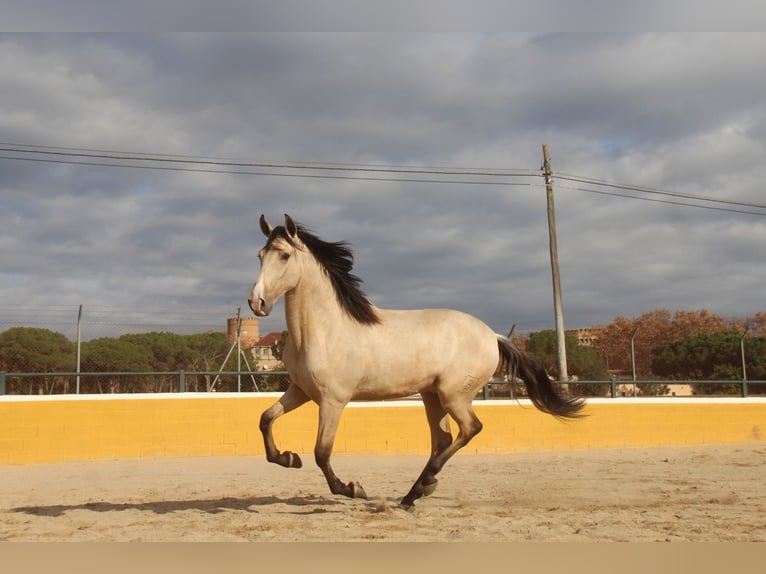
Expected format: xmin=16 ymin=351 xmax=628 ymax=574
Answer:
xmin=497 ymin=336 xmax=585 ymax=419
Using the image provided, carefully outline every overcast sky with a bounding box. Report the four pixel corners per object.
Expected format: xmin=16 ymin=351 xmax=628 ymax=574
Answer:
xmin=1 ymin=32 xmax=765 ymax=340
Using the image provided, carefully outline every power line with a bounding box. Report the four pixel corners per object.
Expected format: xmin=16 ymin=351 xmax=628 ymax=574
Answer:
xmin=556 ymin=172 xmax=766 ymax=211
xmin=557 ymin=183 xmax=766 ymax=217
xmin=0 ymin=154 xmax=539 ymax=188
xmin=0 ymin=142 xmax=540 ymax=178
xmin=2 ymin=141 xmax=764 ymax=214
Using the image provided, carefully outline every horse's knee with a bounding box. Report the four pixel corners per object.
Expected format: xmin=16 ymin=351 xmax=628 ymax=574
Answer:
xmin=259 ymin=411 xmax=273 ymax=434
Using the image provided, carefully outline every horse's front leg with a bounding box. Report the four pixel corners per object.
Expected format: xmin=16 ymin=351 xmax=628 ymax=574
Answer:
xmin=260 ymin=383 xmax=310 ymax=468
xmin=315 ymin=400 xmax=368 ymax=499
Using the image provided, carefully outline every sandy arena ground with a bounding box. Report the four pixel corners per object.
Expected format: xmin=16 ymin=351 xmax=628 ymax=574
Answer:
xmin=1 ymin=444 xmax=764 ymax=542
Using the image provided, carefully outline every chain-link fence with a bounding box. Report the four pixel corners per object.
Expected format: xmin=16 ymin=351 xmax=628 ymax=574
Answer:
xmin=0 ymin=304 xmax=291 ymax=394
xmin=0 ymin=370 xmax=293 ymax=395
xmin=2 ymin=306 xmax=764 ymax=397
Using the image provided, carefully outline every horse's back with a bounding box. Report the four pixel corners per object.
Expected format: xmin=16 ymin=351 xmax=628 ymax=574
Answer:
xmin=374 ymin=306 xmax=495 ymax=344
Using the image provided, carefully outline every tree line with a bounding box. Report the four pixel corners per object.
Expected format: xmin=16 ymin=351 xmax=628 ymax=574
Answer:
xmin=514 ymin=309 xmax=766 ymax=396
xmin=0 ymin=328 xmax=289 ymax=394
xmin=1 ymin=309 xmax=764 ymax=396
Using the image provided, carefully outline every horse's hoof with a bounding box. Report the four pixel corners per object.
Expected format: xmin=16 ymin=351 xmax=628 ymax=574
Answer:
xmin=282 ymin=451 xmax=302 ymax=468
xmin=422 ymin=479 xmax=438 ymax=497
xmin=399 ymin=499 xmax=415 ymax=511
xmin=351 ymin=482 xmax=368 ymax=499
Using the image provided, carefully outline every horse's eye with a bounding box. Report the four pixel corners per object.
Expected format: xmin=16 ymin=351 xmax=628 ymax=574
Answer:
xmin=280 ymin=253 xmax=290 ymax=261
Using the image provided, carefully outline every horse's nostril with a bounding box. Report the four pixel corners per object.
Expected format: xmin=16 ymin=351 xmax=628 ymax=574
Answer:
xmin=250 ymin=297 xmax=268 ymax=316
xmin=248 ymin=297 xmax=261 ymax=314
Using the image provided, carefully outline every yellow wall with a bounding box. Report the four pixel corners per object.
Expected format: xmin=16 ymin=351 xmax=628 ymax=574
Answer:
xmin=1 ymin=395 xmax=764 ymax=465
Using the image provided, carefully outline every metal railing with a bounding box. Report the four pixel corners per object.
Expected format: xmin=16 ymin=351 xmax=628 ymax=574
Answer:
xmin=1 ymin=370 xmax=764 ymax=398
xmin=482 ymin=379 xmax=766 ymax=399
xmin=0 ymin=370 xmax=292 ymax=395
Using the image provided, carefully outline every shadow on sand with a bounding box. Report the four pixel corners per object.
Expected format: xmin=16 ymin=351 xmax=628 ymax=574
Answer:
xmin=11 ymin=494 xmax=351 ymax=517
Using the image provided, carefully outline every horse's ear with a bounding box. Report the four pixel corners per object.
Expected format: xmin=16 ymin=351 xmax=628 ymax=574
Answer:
xmin=259 ymin=214 xmax=273 ymax=237
xmin=284 ymin=214 xmax=298 ymax=238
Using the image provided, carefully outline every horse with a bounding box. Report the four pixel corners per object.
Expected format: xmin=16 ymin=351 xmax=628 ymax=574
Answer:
xmin=248 ymin=214 xmax=584 ymax=509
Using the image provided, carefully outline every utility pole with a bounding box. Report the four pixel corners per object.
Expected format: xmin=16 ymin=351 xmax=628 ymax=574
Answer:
xmin=741 ymin=326 xmax=749 ymax=397
xmin=630 ymin=323 xmax=640 ymax=397
xmin=542 ymin=144 xmax=568 ymax=384
xmin=76 ymin=304 xmax=83 ymax=394
xmin=236 ymin=307 xmax=242 ymax=393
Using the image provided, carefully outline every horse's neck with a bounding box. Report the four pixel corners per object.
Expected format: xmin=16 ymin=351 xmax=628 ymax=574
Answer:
xmin=283 ymin=258 xmax=348 ymax=350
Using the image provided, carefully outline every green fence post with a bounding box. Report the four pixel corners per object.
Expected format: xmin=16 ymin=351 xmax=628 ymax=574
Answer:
xmin=179 ymin=370 xmax=186 ymax=393
xmin=0 ymin=371 xmax=5 ymax=395
xmin=742 ymin=379 xmax=748 ymax=398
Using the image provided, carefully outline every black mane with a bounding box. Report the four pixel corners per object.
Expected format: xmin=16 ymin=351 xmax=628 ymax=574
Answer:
xmin=267 ymin=224 xmax=380 ymax=325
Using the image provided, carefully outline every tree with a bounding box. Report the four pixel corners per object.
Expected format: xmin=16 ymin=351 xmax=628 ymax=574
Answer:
xmin=743 ymin=336 xmax=766 ymax=393
xmin=588 ymin=315 xmax=636 ymax=374
xmin=651 ymin=331 xmax=766 ymax=395
xmin=670 ymin=309 xmax=728 ymax=340
xmin=0 ymin=325 xmax=292 ymax=394
xmin=731 ymin=312 xmax=766 ymax=337
xmin=81 ymin=337 xmax=154 ymax=393
xmin=0 ymin=327 xmax=75 ymax=393
xmin=0 ymin=327 xmax=75 ymax=371
xmin=751 ymin=312 xmax=766 ymax=337
xmin=185 ymin=331 xmax=231 ymax=391
xmin=119 ymin=332 xmax=192 ymax=391
xmin=590 ymin=308 xmax=729 ymax=379
xmin=80 ymin=330 xmax=249 ymax=393
xmin=120 ymin=332 xmax=190 ymax=369
xmin=525 ymin=330 xmax=609 ymax=396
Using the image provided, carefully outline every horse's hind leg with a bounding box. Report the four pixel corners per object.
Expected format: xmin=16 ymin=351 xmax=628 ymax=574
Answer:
xmin=400 ymin=398 xmax=483 ymax=509
xmin=260 ymin=383 xmax=310 ymax=468
xmin=415 ymin=391 xmax=454 ymax=497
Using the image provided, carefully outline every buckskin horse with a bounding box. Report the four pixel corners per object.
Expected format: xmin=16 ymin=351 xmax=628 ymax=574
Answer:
xmin=248 ymin=214 xmax=584 ymax=508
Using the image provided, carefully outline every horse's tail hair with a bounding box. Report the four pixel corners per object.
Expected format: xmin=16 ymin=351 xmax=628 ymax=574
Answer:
xmin=496 ymin=335 xmax=585 ymax=419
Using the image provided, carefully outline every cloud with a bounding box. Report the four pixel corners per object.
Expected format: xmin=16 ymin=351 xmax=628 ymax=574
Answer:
xmin=1 ymin=32 xmax=765 ymax=342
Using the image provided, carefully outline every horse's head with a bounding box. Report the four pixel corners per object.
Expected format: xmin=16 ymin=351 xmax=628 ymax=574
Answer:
xmin=248 ymin=214 xmax=303 ymax=317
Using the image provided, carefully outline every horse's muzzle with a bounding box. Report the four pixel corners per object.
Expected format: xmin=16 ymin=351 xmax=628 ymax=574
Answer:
xmin=248 ymin=296 xmax=269 ymax=317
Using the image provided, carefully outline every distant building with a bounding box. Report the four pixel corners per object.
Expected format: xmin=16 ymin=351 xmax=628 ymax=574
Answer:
xmin=569 ymin=327 xmax=598 ymax=347
xmin=251 ymin=332 xmax=284 ymax=371
xmin=226 ymin=317 xmax=261 ymax=348
xmin=225 ymin=317 xmax=284 ymax=371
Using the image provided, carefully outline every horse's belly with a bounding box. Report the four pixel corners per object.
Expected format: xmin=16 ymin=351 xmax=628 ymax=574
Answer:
xmin=351 ymin=372 xmax=436 ymax=401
